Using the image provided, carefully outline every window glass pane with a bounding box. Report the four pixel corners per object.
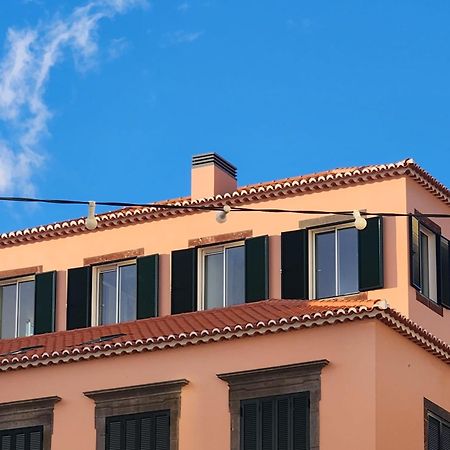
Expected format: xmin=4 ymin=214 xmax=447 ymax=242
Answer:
xmin=225 ymin=246 xmax=245 ymax=306
xmin=119 ymin=264 xmax=137 ymax=322
xmin=337 ymin=227 xmax=359 ymax=295
xmin=0 ymin=284 xmax=17 ymax=339
xmin=99 ymin=270 xmax=117 ymax=325
xmin=18 ymin=281 xmax=35 ymax=337
xmin=315 ymin=231 xmax=336 ymax=298
xmin=204 ymin=252 xmax=224 ymax=309
xmin=420 ymin=231 xmax=430 ymax=297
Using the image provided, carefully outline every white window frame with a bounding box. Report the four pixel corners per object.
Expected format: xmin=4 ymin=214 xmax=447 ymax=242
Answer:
xmin=91 ymin=260 xmax=137 ymax=326
xmin=419 ymin=225 xmax=438 ymax=302
xmin=309 ymin=223 xmax=359 ymax=300
xmin=197 ymin=241 xmax=245 ymax=311
xmin=0 ymin=275 xmax=35 ymax=338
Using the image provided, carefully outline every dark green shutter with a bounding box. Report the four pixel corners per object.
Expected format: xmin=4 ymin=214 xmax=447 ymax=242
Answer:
xmin=358 ymin=216 xmax=384 ymax=291
xmin=241 ymin=401 xmax=258 ymax=450
xmin=428 ymin=416 xmax=440 ymax=450
xmin=281 ymin=229 xmax=309 ymax=299
xmin=293 ymin=394 xmax=309 ymax=450
xmin=106 ymin=420 xmax=122 ymax=450
xmin=439 ymin=237 xmax=450 ymax=308
xmin=409 ymin=216 xmax=421 ymax=290
xmin=171 ymin=248 xmax=197 ymax=314
xmin=155 ymin=412 xmax=170 ymax=450
xmin=66 ymin=266 xmax=92 ymax=330
xmin=34 ymin=271 xmax=56 ymax=334
xmin=277 ymin=397 xmax=289 ymax=450
xmin=137 ymin=254 xmax=159 ymax=319
xmin=245 ymin=235 xmax=269 ymax=302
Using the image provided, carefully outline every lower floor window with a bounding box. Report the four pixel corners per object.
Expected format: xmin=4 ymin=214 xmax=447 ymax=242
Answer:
xmin=106 ymin=410 xmax=170 ymax=450
xmin=428 ymin=414 xmax=450 ymax=450
xmin=0 ymin=425 xmax=43 ymax=450
xmin=241 ymin=393 xmax=309 ymax=450
xmin=0 ymin=278 xmax=35 ymax=339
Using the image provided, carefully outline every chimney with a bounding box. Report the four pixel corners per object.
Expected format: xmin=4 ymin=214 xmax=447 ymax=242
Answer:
xmin=191 ymin=153 xmax=237 ymax=200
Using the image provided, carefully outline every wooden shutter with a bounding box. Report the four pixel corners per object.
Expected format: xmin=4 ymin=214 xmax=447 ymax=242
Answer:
xmin=154 ymin=412 xmax=170 ymax=450
xmin=358 ymin=216 xmax=384 ymax=291
xmin=293 ymin=393 xmax=309 ymax=450
xmin=0 ymin=426 xmax=43 ymax=450
xmin=171 ymin=248 xmax=197 ymax=314
xmin=241 ymin=401 xmax=258 ymax=450
xmin=34 ymin=271 xmax=57 ymax=334
xmin=277 ymin=397 xmax=289 ymax=450
xmin=137 ymin=254 xmax=159 ymax=319
xmin=281 ymin=229 xmax=309 ymax=299
xmin=428 ymin=416 xmax=440 ymax=450
xmin=66 ymin=266 xmax=92 ymax=330
xmin=261 ymin=400 xmax=274 ymax=450
xmin=106 ymin=419 xmax=122 ymax=450
xmin=439 ymin=237 xmax=450 ymax=308
xmin=409 ymin=216 xmax=421 ymax=290
xmin=245 ymin=235 xmax=269 ymax=302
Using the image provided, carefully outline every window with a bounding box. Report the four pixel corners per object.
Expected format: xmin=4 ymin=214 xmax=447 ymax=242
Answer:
xmin=218 ymin=360 xmax=328 ymax=450
xmin=93 ymin=262 xmax=137 ymax=326
xmin=84 ymin=379 xmax=187 ymax=450
xmin=198 ymin=242 xmax=245 ymax=309
xmin=311 ymin=225 xmax=359 ymax=299
xmin=241 ymin=393 xmax=309 ymax=450
xmin=0 ymin=425 xmax=43 ymax=450
xmin=419 ymin=225 xmax=437 ymax=302
xmin=0 ymin=277 xmax=35 ymax=339
xmin=425 ymin=399 xmax=450 ymax=450
xmin=106 ymin=410 xmax=169 ymax=450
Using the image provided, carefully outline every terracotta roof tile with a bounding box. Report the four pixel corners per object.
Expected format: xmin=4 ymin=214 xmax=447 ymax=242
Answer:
xmin=1 ymin=158 xmax=449 ymax=248
xmin=0 ymin=298 xmax=448 ymax=371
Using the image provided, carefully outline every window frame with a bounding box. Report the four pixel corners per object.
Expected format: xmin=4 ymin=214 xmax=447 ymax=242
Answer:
xmin=197 ymin=240 xmax=245 ymax=310
xmin=91 ymin=259 xmax=137 ymax=326
xmin=0 ymin=274 xmax=35 ymax=339
xmin=418 ymin=224 xmax=438 ymax=303
xmin=424 ymin=398 xmax=450 ymax=450
xmin=309 ymin=222 xmax=359 ymax=300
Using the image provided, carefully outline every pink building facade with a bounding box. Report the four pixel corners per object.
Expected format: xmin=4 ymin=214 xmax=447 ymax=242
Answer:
xmin=0 ymin=154 xmax=448 ymax=450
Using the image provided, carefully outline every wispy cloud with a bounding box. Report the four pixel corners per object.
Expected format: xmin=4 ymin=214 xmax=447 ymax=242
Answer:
xmin=177 ymin=2 xmax=190 ymax=13
xmin=162 ymin=30 xmax=204 ymax=47
xmin=0 ymin=0 xmax=146 ymax=195
xmin=108 ymin=37 xmax=130 ymax=60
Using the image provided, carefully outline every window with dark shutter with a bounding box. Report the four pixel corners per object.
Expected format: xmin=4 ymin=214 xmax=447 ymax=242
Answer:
xmin=34 ymin=271 xmax=57 ymax=335
xmin=245 ymin=235 xmax=269 ymax=302
xmin=0 ymin=426 xmax=43 ymax=450
xmin=66 ymin=266 xmax=92 ymax=330
xmin=137 ymin=254 xmax=159 ymax=319
xmin=105 ymin=410 xmax=170 ymax=450
xmin=171 ymin=247 xmax=197 ymax=314
xmin=240 ymin=393 xmax=309 ymax=450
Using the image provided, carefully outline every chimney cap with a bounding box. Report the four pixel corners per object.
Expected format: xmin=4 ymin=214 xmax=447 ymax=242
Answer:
xmin=192 ymin=153 xmax=237 ymax=179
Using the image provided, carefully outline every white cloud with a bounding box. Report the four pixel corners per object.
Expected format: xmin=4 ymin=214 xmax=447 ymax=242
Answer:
xmin=0 ymin=0 xmax=147 ymax=195
xmin=108 ymin=37 xmax=130 ymax=60
xmin=162 ymin=30 xmax=204 ymax=47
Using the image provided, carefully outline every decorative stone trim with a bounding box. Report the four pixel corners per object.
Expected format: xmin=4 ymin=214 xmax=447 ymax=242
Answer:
xmin=188 ymin=230 xmax=252 ymax=248
xmin=84 ymin=379 xmax=188 ymax=450
xmin=218 ymin=360 xmax=329 ymax=450
xmin=424 ymin=398 xmax=450 ymax=448
xmin=0 ymin=396 xmax=60 ymax=450
xmin=83 ymin=248 xmax=144 ymax=266
xmin=298 ymin=213 xmax=365 ymax=230
xmin=0 ymin=266 xmax=42 ymax=280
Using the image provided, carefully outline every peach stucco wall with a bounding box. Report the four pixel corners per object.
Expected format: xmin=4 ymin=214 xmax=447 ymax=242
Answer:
xmin=2 ymin=178 xmax=405 ymax=311
xmin=0 ymin=319 xmax=447 ymax=449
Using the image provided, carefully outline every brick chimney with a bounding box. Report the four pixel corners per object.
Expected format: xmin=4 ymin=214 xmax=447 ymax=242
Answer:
xmin=191 ymin=153 xmax=237 ymax=200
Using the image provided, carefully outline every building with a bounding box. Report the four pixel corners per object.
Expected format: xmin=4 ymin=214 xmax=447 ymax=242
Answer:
xmin=0 ymin=153 xmax=448 ymax=450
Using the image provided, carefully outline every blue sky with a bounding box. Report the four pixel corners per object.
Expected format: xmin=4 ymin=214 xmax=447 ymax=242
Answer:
xmin=0 ymin=0 xmax=449 ymax=232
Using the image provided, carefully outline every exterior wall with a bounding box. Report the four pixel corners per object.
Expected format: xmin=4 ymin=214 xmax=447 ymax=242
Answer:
xmin=405 ymin=177 xmax=450 ymax=342
xmin=375 ymin=320 xmax=450 ymax=449
xmin=1 ymin=177 xmax=410 ymax=325
xmin=0 ymin=320 xmax=380 ymax=450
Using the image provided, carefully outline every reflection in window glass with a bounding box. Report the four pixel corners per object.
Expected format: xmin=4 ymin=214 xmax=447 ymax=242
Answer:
xmin=99 ymin=270 xmax=117 ymax=325
xmin=337 ymin=228 xmax=359 ymax=295
xmin=0 ymin=284 xmax=16 ymax=339
xmin=315 ymin=231 xmax=336 ymax=299
xmin=204 ymin=252 xmax=224 ymax=309
xmin=225 ymin=246 xmax=245 ymax=306
xmin=420 ymin=231 xmax=430 ymax=298
xmin=315 ymin=227 xmax=359 ymax=299
xmin=119 ymin=264 xmax=137 ymax=322
xmin=18 ymin=281 xmax=35 ymax=337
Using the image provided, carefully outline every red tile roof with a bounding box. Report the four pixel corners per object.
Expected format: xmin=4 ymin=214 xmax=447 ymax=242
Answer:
xmin=1 ymin=158 xmax=449 ymax=248
xmin=0 ymin=298 xmax=448 ymax=371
